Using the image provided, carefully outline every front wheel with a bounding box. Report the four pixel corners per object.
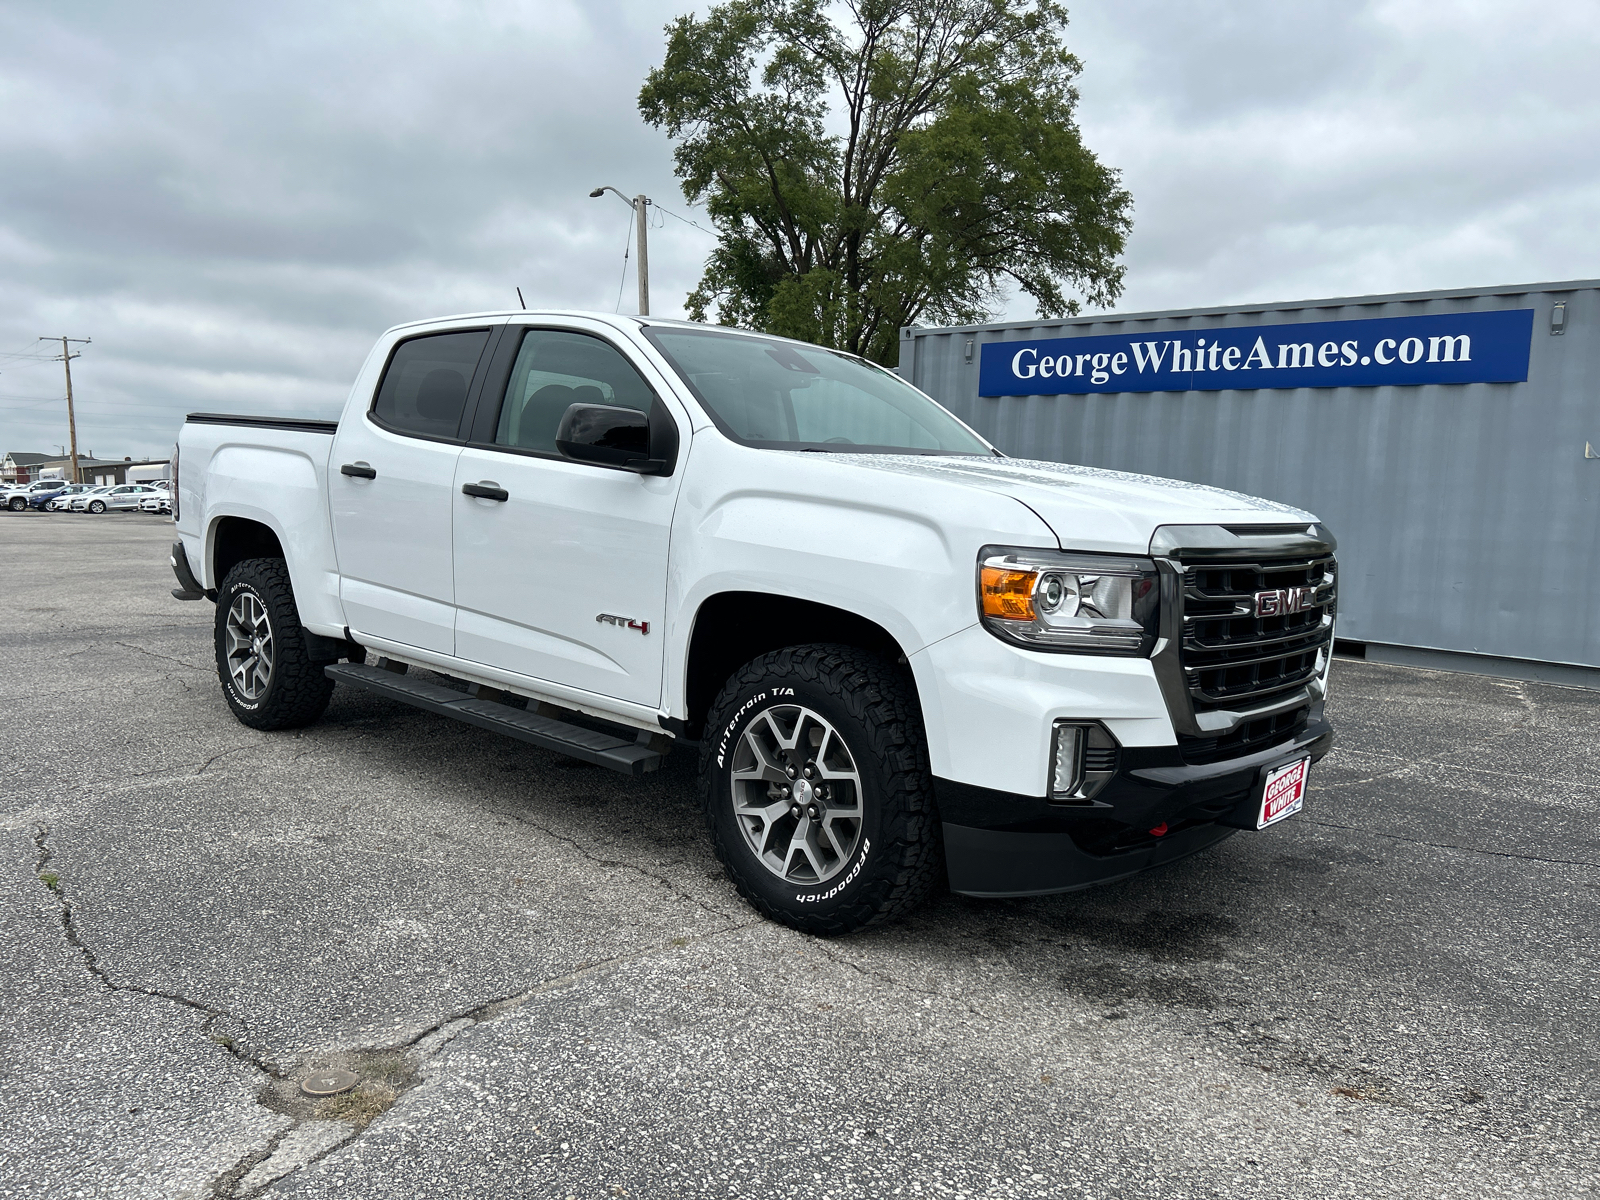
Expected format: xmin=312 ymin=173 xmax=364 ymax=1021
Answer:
xmin=7 ymin=496 xmax=24 ymax=511
xmin=214 ymin=557 xmax=335 ymax=730
xmin=88 ymin=500 xmax=105 ymax=513
xmin=701 ymin=645 xmax=943 ymax=935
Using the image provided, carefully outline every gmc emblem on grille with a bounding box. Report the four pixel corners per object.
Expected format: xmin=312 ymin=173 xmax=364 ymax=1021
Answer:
xmin=1254 ymin=586 xmax=1319 ymax=617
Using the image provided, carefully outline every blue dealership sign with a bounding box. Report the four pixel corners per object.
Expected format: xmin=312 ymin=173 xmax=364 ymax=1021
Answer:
xmin=978 ymin=308 xmax=1535 ymax=396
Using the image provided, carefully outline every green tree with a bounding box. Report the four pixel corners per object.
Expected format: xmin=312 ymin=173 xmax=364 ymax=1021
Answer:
xmin=638 ymin=0 xmax=1132 ymax=364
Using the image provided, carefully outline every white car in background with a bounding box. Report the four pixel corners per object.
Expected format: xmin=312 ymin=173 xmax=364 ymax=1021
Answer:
xmin=82 ymin=483 xmax=163 ymax=512
xmin=139 ymin=487 xmax=173 ymax=515
xmin=44 ymin=484 xmax=95 ymax=510
xmin=70 ymin=486 xmax=118 ymax=513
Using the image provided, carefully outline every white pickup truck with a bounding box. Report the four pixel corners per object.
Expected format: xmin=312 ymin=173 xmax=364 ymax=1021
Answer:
xmin=171 ymin=310 xmax=1336 ymax=934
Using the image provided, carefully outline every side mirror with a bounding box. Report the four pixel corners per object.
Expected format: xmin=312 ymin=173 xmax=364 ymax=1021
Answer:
xmin=555 ymin=399 xmax=678 ymax=476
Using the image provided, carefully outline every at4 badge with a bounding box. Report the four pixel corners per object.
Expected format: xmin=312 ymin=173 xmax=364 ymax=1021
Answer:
xmin=595 ymin=613 xmax=649 ymax=634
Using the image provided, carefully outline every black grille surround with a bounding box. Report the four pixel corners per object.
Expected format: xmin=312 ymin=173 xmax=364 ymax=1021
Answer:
xmin=1148 ymin=525 xmax=1337 ymax=765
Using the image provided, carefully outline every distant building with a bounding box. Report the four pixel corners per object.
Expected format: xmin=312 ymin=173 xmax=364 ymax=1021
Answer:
xmin=1 ymin=452 xmax=54 ymax=484
xmin=5 ymin=454 xmax=171 ymax=485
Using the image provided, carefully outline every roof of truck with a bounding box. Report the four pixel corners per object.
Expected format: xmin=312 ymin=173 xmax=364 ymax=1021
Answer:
xmin=381 ymin=310 xmax=774 ymax=338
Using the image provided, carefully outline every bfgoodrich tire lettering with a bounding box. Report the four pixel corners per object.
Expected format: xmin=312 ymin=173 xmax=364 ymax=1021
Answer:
xmin=701 ymin=644 xmax=942 ymax=935
xmin=214 ymin=557 xmax=335 ymax=730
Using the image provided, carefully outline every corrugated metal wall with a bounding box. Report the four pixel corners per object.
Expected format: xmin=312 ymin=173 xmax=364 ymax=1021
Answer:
xmin=902 ymin=280 xmax=1600 ymax=671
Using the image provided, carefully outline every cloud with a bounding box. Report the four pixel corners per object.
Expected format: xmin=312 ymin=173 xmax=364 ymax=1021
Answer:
xmin=0 ymin=0 xmax=1593 ymax=458
xmin=0 ymin=0 xmax=710 ymax=456
xmin=1065 ymin=0 xmax=1600 ymax=312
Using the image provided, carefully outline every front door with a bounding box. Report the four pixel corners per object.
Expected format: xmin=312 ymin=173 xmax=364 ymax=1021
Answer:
xmin=451 ymin=325 xmax=684 ymax=707
xmin=328 ymin=325 xmax=494 ymax=654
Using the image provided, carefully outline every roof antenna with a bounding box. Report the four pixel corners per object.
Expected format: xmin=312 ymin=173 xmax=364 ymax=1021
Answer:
xmin=515 ymin=287 xmax=526 ymax=310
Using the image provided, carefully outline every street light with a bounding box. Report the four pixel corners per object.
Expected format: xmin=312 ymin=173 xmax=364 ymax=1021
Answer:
xmin=590 ymin=186 xmax=651 ymax=316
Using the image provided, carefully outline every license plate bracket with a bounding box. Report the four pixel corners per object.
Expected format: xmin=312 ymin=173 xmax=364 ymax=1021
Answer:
xmin=1257 ymin=756 xmax=1310 ymax=829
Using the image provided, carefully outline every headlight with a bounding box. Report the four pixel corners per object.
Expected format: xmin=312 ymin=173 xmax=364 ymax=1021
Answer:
xmin=977 ymin=545 xmax=1160 ymax=655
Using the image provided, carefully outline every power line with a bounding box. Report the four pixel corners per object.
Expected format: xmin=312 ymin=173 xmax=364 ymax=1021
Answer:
xmin=613 ymin=212 xmax=634 ymax=314
xmin=652 ymin=201 xmax=718 ymax=237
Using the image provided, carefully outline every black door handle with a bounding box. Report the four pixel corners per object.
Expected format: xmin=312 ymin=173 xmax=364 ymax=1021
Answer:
xmin=462 ymin=481 xmax=509 ymax=502
xmin=340 ymin=463 xmax=377 ymax=479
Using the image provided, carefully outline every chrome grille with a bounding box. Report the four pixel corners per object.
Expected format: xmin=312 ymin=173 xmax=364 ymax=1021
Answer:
xmin=1179 ymin=554 xmax=1336 ymax=712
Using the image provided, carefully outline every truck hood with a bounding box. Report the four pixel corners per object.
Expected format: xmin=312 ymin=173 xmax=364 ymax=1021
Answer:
xmin=823 ymin=453 xmax=1316 ymax=554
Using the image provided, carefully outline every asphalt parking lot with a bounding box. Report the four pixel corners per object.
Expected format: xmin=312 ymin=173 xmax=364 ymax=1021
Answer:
xmin=1 ymin=510 xmax=1596 ymax=1199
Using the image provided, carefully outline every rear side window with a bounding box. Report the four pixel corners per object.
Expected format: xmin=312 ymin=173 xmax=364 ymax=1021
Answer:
xmin=492 ymin=330 xmax=655 ymax=455
xmin=372 ymin=329 xmax=491 ymax=440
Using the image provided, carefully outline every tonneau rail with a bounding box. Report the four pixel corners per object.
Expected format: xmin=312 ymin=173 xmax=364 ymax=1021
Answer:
xmin=185 ymin=413 xmax=339 ymax=434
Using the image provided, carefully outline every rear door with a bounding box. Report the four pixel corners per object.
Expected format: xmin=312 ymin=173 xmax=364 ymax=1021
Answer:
xmin=451 ymin=323 xmax=686 ymax=706
xmin=329 ymin=323 xmax=500 ymax=654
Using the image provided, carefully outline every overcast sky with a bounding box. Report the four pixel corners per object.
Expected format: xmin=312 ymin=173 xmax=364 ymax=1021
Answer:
xmin=2 ymin=0 xmax=1596 ymax=460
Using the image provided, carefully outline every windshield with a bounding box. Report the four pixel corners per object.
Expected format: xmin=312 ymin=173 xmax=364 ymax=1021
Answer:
xmin=643 ymin=326 xmax=993 ymax=455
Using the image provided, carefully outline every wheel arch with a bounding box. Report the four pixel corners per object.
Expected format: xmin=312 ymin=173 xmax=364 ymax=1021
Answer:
xmin=679 ymin=591 xmax=920 ymax=741
xmin=209 ymin=514 xmax=286 ymax=588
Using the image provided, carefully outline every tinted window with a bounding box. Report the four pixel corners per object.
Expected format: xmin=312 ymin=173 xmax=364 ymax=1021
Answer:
xmin=372 ymin=329 xmax=491 ymax=439
xmin=644 ymin=328 xmax=991 ymax=455
xmin=493 ymin=330 xmax=655 ymax=455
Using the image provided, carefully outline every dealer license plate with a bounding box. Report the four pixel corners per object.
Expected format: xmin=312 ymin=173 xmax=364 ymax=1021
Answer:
xmin=1258 ymin=757 xmax=1310 ymax=829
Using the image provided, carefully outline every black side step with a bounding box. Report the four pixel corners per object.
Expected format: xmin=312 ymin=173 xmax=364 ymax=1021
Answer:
xmin=325 ymin=662 xmax=666 ymax=777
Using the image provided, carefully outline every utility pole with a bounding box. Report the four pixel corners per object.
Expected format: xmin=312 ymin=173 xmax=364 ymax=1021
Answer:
xmin=589 ymin=186 xmax=651 ymax=315
xmin=40 ymin=336 xmax=90 ymax=483
xmin=633 ymin=193 xmax=650 ymax=317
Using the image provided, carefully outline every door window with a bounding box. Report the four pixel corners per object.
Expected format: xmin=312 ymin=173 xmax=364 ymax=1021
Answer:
xmin=372 ymin=330 xmax=491 ymax=440
xmin=492 ymin=330 xmax=655 ymax=455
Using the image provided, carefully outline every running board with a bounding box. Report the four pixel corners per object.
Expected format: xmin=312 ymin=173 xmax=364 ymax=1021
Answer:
xmin=324 ymin=661 xmax=666 ymax=777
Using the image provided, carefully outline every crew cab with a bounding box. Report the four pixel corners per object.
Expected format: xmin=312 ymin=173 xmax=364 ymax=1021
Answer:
xmin=170 ymin=310 xmax=1336 ymax=933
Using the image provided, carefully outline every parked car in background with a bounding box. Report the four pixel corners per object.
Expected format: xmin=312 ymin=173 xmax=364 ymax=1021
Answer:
xmin=139 ymin=491 xmax=172 ymax=515
xmin=42 ymin=484 xmax=94 ymax=510
xmin=78 ymin=484 xmax=163 ymax=513
xmin=21 ymin=480 xmax=74 ymax=510
xmin=4 ymin=480 xmax=70 ymax=511
xmin=70 ymin=486 xmax=118 ymax=512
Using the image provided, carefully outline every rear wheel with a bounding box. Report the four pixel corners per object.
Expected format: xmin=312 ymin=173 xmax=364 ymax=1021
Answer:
xmin=214 ymin=557 xmax=335 ymax=730
xmin=701 ymin=644 xmax=943 ymax=935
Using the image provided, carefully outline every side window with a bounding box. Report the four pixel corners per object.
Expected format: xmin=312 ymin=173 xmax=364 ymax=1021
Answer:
xmin=371 ymin=329 xmax=491 ymax=440
xmin=492 ymin=329 xmax=655 ymax=455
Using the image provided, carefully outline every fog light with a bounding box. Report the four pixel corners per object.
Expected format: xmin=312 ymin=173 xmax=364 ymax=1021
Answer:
xmin=1050 ymin=723 xmax=1084 ymax=798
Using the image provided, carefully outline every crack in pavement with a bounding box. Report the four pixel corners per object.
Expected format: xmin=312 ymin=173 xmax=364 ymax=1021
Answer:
xmin=493 ymin=803 xmax=741 ymax=924
xmin=113 ymin=639 xmax=212 ymax=673
xmin=1301 ymin=818 xmax=1599 ymax=870
xmin=29 ymin=820 xmax=762 ymax=1197
xmin=32 ymin=823 xmax=279 ymax=1074
xmin=206 ymin=920 xmax=761 ymax=1196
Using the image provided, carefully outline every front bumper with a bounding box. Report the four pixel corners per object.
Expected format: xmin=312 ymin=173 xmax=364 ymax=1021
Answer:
xmin=938 ymin=710 xmax=1333 ymax=897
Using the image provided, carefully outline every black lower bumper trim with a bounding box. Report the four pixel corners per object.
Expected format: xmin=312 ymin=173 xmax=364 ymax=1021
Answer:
xmin=944 ymin=819 xmax=1236 ymax=897
xmin=937 ymin=715 xmax=1333 ymax=896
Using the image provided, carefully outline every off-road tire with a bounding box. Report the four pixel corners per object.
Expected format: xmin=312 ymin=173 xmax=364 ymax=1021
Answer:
xmin=701 ymin=644 xmax=943 ymax=935
xmin=215 ymin=557 xmax=335 ymax=730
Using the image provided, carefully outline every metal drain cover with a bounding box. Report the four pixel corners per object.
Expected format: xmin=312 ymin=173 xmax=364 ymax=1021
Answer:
xmin=300 ymin=1068 xmax=358 ymax=1097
